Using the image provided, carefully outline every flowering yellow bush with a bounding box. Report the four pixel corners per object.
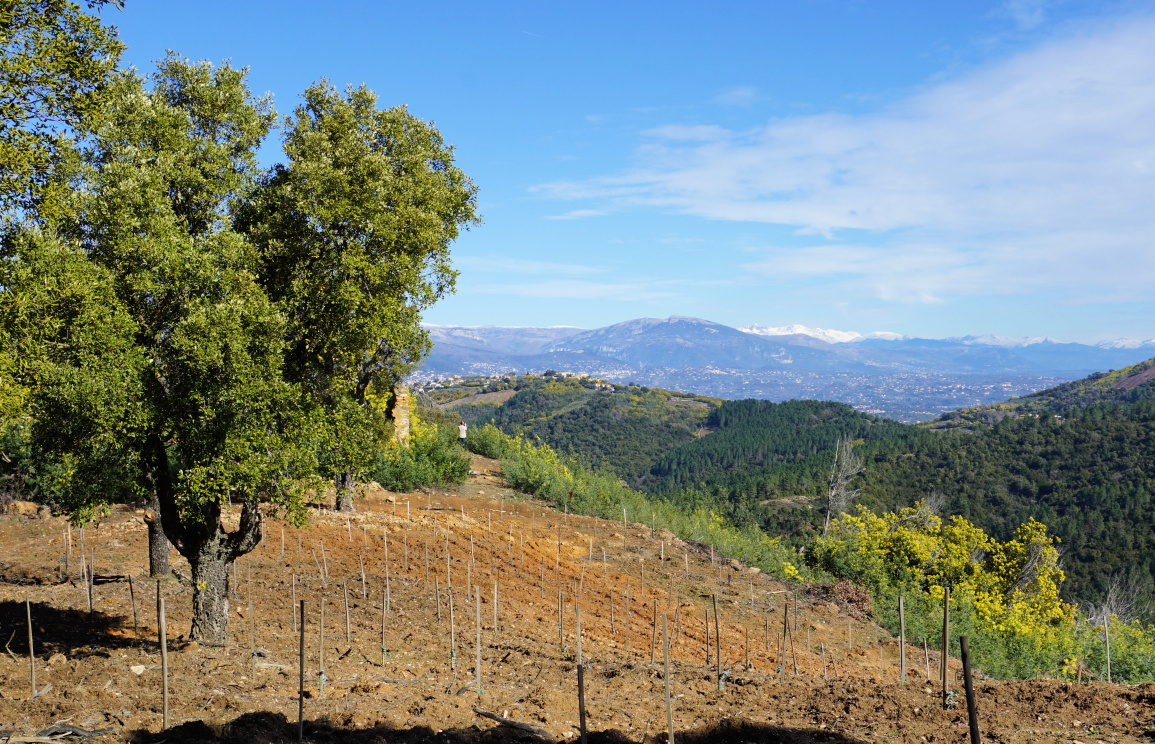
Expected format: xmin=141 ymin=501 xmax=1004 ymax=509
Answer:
xmin=810 ymin=503 xmax=1082 ymax=676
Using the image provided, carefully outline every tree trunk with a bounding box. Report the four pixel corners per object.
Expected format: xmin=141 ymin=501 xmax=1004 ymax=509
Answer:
xmin=182 ymin=500 xmax=263 ymax=646
xmin=149 ymin=435 xmax=263 ymax=646
xmin=335 ymin=470 xmax=356 ymax=512
xmin=188 ymin=538 xmax=232 ymax=645
xmin=145 ymin=490 xmax=170 ymax=578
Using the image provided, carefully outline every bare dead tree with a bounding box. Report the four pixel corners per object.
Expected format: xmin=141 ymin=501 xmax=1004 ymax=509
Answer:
xmin=1086 ymin=573 xmax=1150 ymax=628
xmin=1008 ymin=539 xmax=1064 ymax=598
xmin=886 ymin=491 xmax=945 ymax=536
xmin=822 ymin=437 xmax=862 ymax=538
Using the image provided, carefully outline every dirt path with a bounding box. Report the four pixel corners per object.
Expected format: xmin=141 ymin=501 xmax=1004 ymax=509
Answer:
xmin=0 ymin=458 xmax=1152 ymax=742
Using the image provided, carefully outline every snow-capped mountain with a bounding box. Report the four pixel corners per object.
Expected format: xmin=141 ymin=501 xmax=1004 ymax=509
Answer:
xmin=739 ymin=324 xmax=906 ymax=344
xmin=950 ymin=334 xmax=1061 ymax=348
xmin=1095 ymin=338 xmax=1155 ymax=350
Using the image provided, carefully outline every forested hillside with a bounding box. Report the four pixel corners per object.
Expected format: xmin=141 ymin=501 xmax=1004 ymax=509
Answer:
xmin=857 ymin=401 xmax=1155 ymax=603
xmin=424 ymin=364 xmax=1155 ymax=606
xmin=640 ymin=371 xmax=1155 ymax=605
xmin=465 ymin=373 xmax=720 ymax=482
xmin=924 ymin=356 xmax=1155 ymax=430
xmin=643 ymin=399 xmax=922 ymax=496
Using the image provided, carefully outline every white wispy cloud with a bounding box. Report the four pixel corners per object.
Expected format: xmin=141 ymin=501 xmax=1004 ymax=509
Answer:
xmin=712 ymin=86 xmax=757 ymax=106
xmin=454 ymin=255 xmax=607 ymax=276
xmin=544 ymin=209 xmax=609 ymax=220
xmin=1000 ymin=0 xmax=1050 ymax=29
xmin=537 ymin=15 xmax=1155 ymax=304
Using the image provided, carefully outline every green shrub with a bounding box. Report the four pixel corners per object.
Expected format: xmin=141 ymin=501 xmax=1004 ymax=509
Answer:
xmin=371 ymin=421 xmax=470 ymax=492
xmin=464 ymin=423 xmax=513 ymax=459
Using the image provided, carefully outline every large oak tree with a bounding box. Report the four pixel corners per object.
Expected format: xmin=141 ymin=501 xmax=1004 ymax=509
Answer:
xmin=1 ymin=56 xmax=478 ymax=644
xmin=238 ymin=82 xmax=478 ymax=512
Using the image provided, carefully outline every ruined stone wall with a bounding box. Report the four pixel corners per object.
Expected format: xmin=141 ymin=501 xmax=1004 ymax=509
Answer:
xmin=391 ymin=383 xmax=411 ymax=447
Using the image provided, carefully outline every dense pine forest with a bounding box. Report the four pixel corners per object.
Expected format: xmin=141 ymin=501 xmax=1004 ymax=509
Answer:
xmin=445 ymin=359 xmax=1155 ymax=606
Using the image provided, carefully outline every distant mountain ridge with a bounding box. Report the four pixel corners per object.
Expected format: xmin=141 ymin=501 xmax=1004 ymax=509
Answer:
xmin=418 ymin=316 xmax=1155 ymax=421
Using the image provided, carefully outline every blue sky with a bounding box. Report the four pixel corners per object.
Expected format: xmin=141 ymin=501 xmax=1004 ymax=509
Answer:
xmin=112 ymin=1 xmax=1155 ymax=343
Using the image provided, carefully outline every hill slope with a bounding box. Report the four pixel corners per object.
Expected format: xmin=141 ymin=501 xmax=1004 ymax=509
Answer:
xmin=463 ymin=374 xmax=721 ymax=482
xmin=924 ymin=356 xmax=1155 ymax=430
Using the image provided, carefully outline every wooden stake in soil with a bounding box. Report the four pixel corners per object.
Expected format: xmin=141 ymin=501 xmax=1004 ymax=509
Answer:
xmin=493 ymin=580 xmax=499 ymax=637
xmin=898 ymin=594 xmax=906 ymax=683
xmin=88 ymin=548 xmax=95 ymax=611
xmin=923 ymin=637 xmax=931 ymax=681
xmin=663 ymin=613 xmax=674 ymax=744
xmin=445 ymin=529 xmax=452 ymax=590
xmin=821 ymin=642 xmax=828 ymax=679
xmin=713 ymin=594 xmax=722 ymax=690
xmin=128 ymin=576 xmax=139 ymax=639
xmin=435 ymin=577 xmax=442 ymax=623
xmin=789 ymin=605 xmax=798 ymax=675
xmin=650 ymin=600 xmax=658 ymax=664
xmin=311 ymin=548 xmax=323 ymax=583
xmin=248 ymin=582 xmax=256 ymax=677
xmin=557 ymin=589 xmax=564 ymax=647
xmin=475 ymin=585 xmax=482 ymax=692
xmin=281 ymin=528 xmax=285 ymax=560
xmin=158 ymin=596 xmax=169 ymax=730
xmin=343 ymin=579 xmax=352 ymax=643
xmin=292 ymin=575 xmax=298 ymax=632
xmin=385 ymin=559 xmax=392 ymax=615
xmin=807 ymin=628 xmax=812 ymax=675
xmin=449 ymin=589 xmax=457 ymax=670
xmin=941 ymin=587 xmax=950 ymax=709
xmin=610 ymin=592 xmax=615 ymax=636
xmin=360 ymin=552 xmax=367 ymax=599
xmin=745 ymin=625 xmax=750 ymax=670
xmin=704 ymin=608 xmax=709 ymax=665
xmin=297 ymin=600 xmax=305 ymax=742
xmin=318 ymin=598 xmax=325 ymax=691
xmin=576 ymin=602 xmax=587 ymax=744
xmin=25 ymin=598 xmax=36 ymax=699
xmin=424 ymin=540 xmax=429 ymax=584
xmin=540 ymin=557 xmax=545 ymax=597
xmin=380 ymin=582 xmax=387 ymax=665
xmin=80 ymin=550 xmax=90 ymax=613
xmin=781 ymin=600 xmax=789 ymax=673
xmin=321 ymin=541 xmax=329 ymax=580
xmin=1105 ymin=620 xmax=1112 ymax=683
xmin=298 ymin=600 xmax=305 ymax=743
xmin=960 ymin=635 xmax=981 ymax=744
xmin=602 ymin=547 xmax=607 ymax=579
xmin=625 ymin=582 xmax=631 ymax=655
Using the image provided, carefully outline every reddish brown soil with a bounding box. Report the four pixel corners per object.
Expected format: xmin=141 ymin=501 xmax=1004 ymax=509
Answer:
xmin=1 ymin=456 xmax=1153 ymax=742
xmin=1113 ymin=364 xmax=1155 ymax=390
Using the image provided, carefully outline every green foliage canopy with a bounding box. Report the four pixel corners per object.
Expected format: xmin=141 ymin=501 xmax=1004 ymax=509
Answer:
xmin=0 ymin=0 xmax=124 ymax=218
xmin=238 ymin=82 xmax=479 ymax=501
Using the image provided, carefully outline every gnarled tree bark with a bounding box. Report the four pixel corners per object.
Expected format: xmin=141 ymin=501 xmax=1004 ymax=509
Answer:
xmin=144 ymin=488 xmax=170 ymax=578
xmin=335 ymin=470 xmax=356 ymax=512
xmin=150 ymin=434 xmax=263 ymax=645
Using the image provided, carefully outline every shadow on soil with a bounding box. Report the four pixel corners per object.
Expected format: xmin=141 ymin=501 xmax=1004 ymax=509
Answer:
xmin=0 ymin=598 xmax=142 ymax=657
xmin=130 ymin=711 xmax=866 ymax=744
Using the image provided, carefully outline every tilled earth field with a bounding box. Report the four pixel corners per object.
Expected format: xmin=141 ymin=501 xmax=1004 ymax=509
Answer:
xmin=0 ymin=457 xmax=1153 ymax=743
